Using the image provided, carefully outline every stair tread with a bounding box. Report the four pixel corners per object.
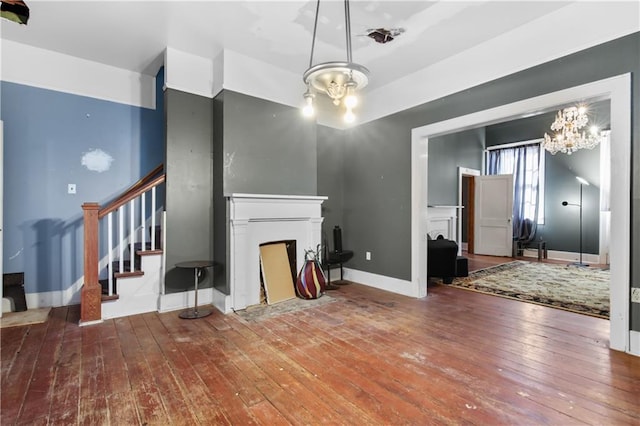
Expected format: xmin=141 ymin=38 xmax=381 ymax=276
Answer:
xmin=137 ymin=249 xmax=163 ymax=256
xmin=114 ymin=271 xmax=144 ymax=278
xmin=101 ymin=294 xmax=119 ymax=301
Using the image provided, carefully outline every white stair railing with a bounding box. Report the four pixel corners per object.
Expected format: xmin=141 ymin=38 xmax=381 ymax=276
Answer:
xmin=81 ymin=165 xmax=165 ymax=323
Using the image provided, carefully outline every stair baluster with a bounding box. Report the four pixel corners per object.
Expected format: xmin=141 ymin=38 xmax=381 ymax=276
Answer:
xmin=118 ymin=206 xmax=124 ymax=277
xmin=129 ymin=199 xmax=135 ymax=273
xmin=151 ymin=187 xmax=157 ymax=250
xmin=141 ymin=192 xmax=146 ymax=252
xmin=107 ymin=212 xmax=114 ymax=296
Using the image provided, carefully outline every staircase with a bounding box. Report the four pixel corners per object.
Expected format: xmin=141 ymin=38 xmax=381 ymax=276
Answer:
xmin=80 ymin=165 xmax=166 ymax=324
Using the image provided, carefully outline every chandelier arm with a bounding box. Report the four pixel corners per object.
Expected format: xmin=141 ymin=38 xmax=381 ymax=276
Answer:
xmin=308 ymin=0 xmax=321 ymax=69
xmin=344 ymin=0 xmax=352 ymax=63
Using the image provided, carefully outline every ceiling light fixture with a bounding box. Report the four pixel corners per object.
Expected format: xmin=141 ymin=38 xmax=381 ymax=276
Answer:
xmin=542 ymin=106 xmax=602 ymax=155
xmin=302 ymin=0 xmax=369 ymax=123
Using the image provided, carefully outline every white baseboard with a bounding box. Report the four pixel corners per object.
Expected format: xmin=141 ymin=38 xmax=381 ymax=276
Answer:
xmin=521 ymin=248 xmax=602 ymax=264
xmin=630 ymin=330 xmax=640 ymax=357
xmin=212 ymin=288 xmax=233 ymax=314
xmin=158 ymin=287 xmax=215 ymax=313
xmin=342 ymin=268 xmax=419 ymax=298
xmin=2 ymin=298 xmax=13 ymax=313
xmin=25 ymin=286 xmax=81 ymax=310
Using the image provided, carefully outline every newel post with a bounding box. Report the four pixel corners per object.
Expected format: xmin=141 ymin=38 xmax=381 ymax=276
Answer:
xmin=80 ymin=202 xmax=102 ymax=324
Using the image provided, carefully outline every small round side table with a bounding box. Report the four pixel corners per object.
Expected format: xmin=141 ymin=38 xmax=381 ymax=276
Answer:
xmin=175 ymin=260 xmax=214 ymax=319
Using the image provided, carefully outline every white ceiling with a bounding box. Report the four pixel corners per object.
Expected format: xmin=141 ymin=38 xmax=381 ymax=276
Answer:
xmin=2 ymin=0 xmax=575 ymax=92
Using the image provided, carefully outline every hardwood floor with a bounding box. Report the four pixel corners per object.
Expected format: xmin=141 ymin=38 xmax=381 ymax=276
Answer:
xmin=2 ymin=281 xmax=639 ymax=425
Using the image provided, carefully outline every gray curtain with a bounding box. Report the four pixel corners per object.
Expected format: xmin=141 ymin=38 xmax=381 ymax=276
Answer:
xmin=487 ymin=143 xmax=541 ymax=243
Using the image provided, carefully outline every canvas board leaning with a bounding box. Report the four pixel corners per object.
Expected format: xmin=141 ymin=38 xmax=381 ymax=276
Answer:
xmin=259 ymin=243 xmax=296 ymax=305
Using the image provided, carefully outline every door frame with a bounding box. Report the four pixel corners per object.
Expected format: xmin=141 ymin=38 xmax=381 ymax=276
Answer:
xmin=458 ymin=167 xmax=480 ymax=253
xmin=411 ymin=73 xmax=631 ymax=354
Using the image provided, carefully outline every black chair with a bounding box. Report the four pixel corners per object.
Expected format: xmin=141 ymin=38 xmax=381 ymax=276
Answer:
xmin=427 ymin=235 xmax=458 ymax=284
xmin=513 ymin=218 xmax=547 ymax=261
xmin=324 ymin=226 xmax=354 ymax=287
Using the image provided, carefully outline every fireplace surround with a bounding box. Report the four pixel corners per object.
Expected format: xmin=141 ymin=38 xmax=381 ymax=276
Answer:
xmin=214 ymin=193 xmax=326 ymax=313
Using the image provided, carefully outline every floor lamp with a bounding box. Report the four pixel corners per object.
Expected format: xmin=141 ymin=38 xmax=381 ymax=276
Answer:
xmin=562 ymin=176 xmax=590 ymax=267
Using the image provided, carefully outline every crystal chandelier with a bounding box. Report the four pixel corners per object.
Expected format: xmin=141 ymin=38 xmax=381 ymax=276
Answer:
xmin=302 ymin=0 xmax=369 ymax=123
xmin=542 ymin=106 xmax=602 ymax=155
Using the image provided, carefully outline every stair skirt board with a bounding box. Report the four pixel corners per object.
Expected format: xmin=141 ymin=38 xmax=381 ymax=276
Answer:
xmin=101 ymin=254 xmax=162 ymax=320
xmin=102 ymin=293 xmax=162 ymax=320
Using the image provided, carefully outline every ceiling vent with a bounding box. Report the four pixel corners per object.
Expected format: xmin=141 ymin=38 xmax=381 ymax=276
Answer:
xmin=366 ymin=27 xmax=405 ymax=44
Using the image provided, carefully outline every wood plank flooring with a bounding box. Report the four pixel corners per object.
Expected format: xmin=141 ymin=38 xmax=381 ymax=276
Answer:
xmin=2 ymin=279 xmax=639 ymax=425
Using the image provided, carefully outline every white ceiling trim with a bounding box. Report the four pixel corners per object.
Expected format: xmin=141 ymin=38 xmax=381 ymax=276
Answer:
xmin=221 ymin=49 xmax=303 ymax=109
xmin=164 ymin=47 xmax=215 ymax=99
xmin=360 ymin=1 xmax=640 ymax=125
xmin=1 ymin=40 xmax=156 ymax=109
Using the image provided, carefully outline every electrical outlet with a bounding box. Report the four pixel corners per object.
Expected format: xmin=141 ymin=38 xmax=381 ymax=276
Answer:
xmin=632 ymin=288 xmax=640 ymax=304
xmin=365 ymin=251 xmax=371 ymax=261
xmin=67 ymin=183 xmax=76 ymax=194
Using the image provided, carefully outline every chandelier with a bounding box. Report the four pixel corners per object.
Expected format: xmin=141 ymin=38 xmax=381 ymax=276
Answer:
xmin=302 ymin=0 xmax=369 ymax=123
xmin=542 ymin=106 xmax=602 ymax=155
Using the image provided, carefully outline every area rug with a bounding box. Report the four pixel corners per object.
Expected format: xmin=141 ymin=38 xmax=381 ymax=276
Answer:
xmin=234 ymin=294 xmax=336 ymax=322
xmin=448 ymin=261 xmax=609 ymax=318
xmin=0 ymin=307 xmax=51 ymax=328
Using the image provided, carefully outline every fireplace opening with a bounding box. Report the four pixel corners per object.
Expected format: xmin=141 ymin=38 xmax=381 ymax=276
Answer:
xmin=258 ymin=240 xmax=297 ymax=305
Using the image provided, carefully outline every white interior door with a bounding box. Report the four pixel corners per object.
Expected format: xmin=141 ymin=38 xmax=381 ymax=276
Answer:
xmin=474 ymin=174 xmax=513 ymax=256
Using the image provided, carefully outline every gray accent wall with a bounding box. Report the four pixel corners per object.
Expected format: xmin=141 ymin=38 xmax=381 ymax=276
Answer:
xmin=222 ymin=90 xmax=317 ymax=196
xmin=317 ymin=125 xmax=345 ymax=251
xmin=212 ymin=92 xmax=227 ymax=293
xmin=428 ymin=128 xmax=484 ymax=206
xmin=211 ymin=90 xmax=319 ymax=295
xmin=340 ymin=32 xmax=639 ymax=328
xmin=344 ymin=118 xmax=413 ymax=280
xmin=542 ymin=149 xmax=601 ymax=254
xmin=164 ymin=89 xmax=214 ymax=292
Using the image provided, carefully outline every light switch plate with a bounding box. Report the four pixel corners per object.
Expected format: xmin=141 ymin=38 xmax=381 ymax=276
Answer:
xmin=68 ymin=184 xmax=76 ymax=194
xmin=632 ymin=288 xmax=640 ymax=304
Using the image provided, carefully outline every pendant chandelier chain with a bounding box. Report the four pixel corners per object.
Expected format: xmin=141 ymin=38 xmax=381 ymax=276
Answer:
xmin=302 ymin=0 xmax=369 ymax=122
xmin=344 ymin=0 xmax=352 ymax=63
xmin=308 ymin=0 xmax=321 ymax=69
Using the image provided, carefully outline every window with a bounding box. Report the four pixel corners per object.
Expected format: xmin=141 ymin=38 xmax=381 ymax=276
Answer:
xmin=486 ymin=140 xmax=545 ymax=225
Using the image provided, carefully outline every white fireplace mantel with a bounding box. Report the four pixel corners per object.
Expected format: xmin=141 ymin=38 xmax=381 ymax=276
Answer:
xmin=214 ymin=193 xmax=327 ymax=313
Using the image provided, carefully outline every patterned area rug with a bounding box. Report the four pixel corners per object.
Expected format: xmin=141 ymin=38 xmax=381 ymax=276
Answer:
xmin=448 ymin=261 xmax=609 ymax=318
xmin=234 ymin=294 xmax=336 ymax=322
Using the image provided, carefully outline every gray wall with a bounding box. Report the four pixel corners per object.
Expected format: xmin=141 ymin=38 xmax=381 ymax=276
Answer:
xmin=343 ymin=118 xmax=413 ymax=279
xmin=317 ymin=125 xmax=345 ymax=251
xmin=428 ymin=128 xmax=484 ymax=206
xmin=212 ymin=90 xmax=319 ymax=295
xmin=212 ymin=92 xmax=227 ymax=293
xmin=222 ymin=90 xmax=317 ymax=196
xmin=164 ymin=89 xmax=214 ymax=292
xmin=543 ymin=149 xmax=601 ymax=254
xmin=340 ymin=32 xmax=639 ymax=330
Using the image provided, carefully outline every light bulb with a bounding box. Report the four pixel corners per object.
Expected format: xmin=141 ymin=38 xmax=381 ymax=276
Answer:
xmin=590 ymin=125 xmax=599 ymax=135
xmin=303 ymin=104 xmax=314 ymax=117
xmin=344 ymin=94 xmax=358 ymax=109
xmin=344 ymin=109 xmax=355 ymax=123
xmin=302 ymin=93 xmax=314 ymax=117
